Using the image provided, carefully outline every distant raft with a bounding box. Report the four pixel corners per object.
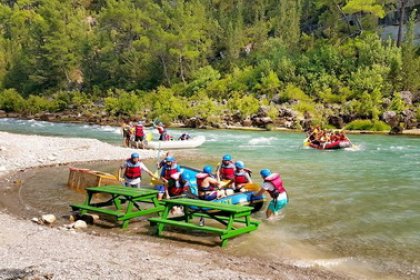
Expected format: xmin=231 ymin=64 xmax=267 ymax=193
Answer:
xmin=304 ymin=139 xmax=352 ymax=150
xmin=131 ymin=136 xmax=206 ymax=150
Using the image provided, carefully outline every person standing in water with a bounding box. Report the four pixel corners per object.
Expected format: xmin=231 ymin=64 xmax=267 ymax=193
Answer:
xmin=255 ymin=169 xmax=288 ymax=219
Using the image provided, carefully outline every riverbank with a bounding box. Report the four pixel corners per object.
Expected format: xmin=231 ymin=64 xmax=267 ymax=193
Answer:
xmin=2 ymin=116 xmax=420 ymax=137
xmin=0 ymin=131 xmax=350 ymax=280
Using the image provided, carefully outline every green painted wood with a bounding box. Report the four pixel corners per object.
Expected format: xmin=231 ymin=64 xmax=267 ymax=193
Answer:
xmin=161 ymin=198 xmax=254 ymax=213
xmin=70 ymin=204 xmax=125 ymax=217
xmin=86 ymin=185 xmax=159 ymax=198
xmin=221 ymin=225 xmax=258 ymax=240
xmin=148 ymin=218 xmax=226 ymax=234
xmin=118 ymin=206 xmax=165 ymax=221
xmin=192 ymin=212 xmax=260 ymax=226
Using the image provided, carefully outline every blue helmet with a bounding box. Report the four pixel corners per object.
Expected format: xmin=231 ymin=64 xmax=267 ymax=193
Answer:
xmin=181 ymin=172 xmax=190 ymax=181
xmin=131 ymin=152 xmax=140 ymax=159
xmin=235 ymin=161 xmax=245 ymax=169
xmin=203 ymin=165 xmax=212 ymax=174
xmin=260 ymin=169 xmax=271 ymax=178
xmin=165 ymin=156 xmax=175 ymax=162
xmin=222 ymin=154 xmax=232 ymax=161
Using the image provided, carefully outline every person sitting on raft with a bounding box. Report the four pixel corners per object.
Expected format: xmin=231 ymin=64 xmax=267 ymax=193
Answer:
xmin=254 ymin=169 xmax=288 ymax=220
xmin=178 ymin=133 xmax=191 ymax=141
xmin=120 ymin=152 xmax=156 ymax=188
xmin=157 ymin=156 xmax=181 ymax=200
xmin=232 ymin=161 xmax=252 ymax=192
xmin=217 ymin=154 xmax=235 ymax=184
xmin=196 ymin=165 xmax=225 ymax=201
xmin=155 ymin=122 xmax=169 ymax=141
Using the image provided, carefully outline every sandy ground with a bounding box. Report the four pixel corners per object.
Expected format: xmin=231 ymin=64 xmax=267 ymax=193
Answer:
xmin=0 ymin=132 xmax=349 ymax=280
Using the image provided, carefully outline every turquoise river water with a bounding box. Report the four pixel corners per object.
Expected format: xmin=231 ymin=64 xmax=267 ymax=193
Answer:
xmin=1 ymin=118 xmax=419 ymax=279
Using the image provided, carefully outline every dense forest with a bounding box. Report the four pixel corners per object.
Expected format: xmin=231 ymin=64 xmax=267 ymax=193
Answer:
xmin=0 ymin=0 xmax=419 ymax=131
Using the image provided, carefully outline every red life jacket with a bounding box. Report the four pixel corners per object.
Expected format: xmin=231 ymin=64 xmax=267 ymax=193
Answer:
xmin=196 ymin=173 xmax=216 ymax=192
xmin=124 ymin=159 xmax=142 ymax=179
xmin=234 ymin=170 xmax=250 ymax=185
xmin=220 ymin=163 xmax=235 ymax=180
xmin=135 ymin=125 xmax=144 ymax=137
xmin=163 ymin=165 xmax=178 ymax=180
xmin=157 ymin=126 xmax=165 ymax=134
xmin=264 ymin=173 xmax=285 ymax=197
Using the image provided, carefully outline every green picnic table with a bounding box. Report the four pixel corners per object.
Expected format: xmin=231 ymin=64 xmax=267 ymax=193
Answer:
xmin=148 ymin=198 xmax=260 ymax=247
xmin=70 ymin=185 xmax=164 ymax=229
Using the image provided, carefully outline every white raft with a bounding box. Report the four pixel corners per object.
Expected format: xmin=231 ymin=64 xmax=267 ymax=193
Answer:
xmin=132 ymin=136 xmax=206 ymax=149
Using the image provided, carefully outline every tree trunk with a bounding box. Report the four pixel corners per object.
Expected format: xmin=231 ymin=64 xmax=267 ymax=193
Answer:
xmin=159 ymin=55 xmax=171 ymax=87
xmin=397 ymin=0 xmax=407 ymax=47
xmin=179 ymin=54 xmax=186 ymax=84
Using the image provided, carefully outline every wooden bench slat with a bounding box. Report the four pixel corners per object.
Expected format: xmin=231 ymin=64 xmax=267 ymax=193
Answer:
xmin=70 ymin=204 xmax=125 ymax=218
xmin=162 ymin=198 xmax=254 ymax=213
xmin=148 ymin=218 xmax=226 ymax=234
xmin=86 ymin=186 xmax=159 ymax=197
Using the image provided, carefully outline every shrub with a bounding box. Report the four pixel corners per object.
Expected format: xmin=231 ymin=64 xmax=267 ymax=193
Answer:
xmin=0 ymin=89 xmax=25 ymax=112
xmin=25 ymin=95 xmax=59 ymax=114
xmin=371 ymin=120 xmax=390 ymax=131
xmin=345 ymin=119 xmax=373 ymax=130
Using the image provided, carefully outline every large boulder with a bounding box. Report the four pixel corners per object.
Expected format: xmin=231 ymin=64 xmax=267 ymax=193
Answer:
xmin=401 ymin=109 xmax=417 ymax=129
xmin=0 ymin=110 xmax=6 ymax=117
xmin=185 ymin=117 xmax=202 ymax=128
xmin=278 ymin=108 xmax=297 ymax=119
xmin=257 ymin=106 xmax=270 ymax=118
xmin=328 ymin=116 xmax=344 ymax=129
xmin=399 ymin=91 xmax=413 ymax=105
xmin=241 ymin=118 xmax=252 ymax=127
xmin=382 ymin=111 xmax=399 ymax=127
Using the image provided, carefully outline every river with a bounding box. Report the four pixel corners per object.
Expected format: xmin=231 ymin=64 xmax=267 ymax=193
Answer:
xmin=1 ymin=118 xmax=419 ymax=279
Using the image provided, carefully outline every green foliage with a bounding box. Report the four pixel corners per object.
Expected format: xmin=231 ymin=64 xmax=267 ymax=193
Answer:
xmin=25 ymin=95 xmax=59 ymax=114
xmin=280 ymin=84 xmax=310 ymax=103
xmin=389 ymin=93 xmax=408 ymax=113
xmin=345 ymin=119 xmax=390 ymax=131
xmin=0 ymin=0 xmax=418 ymax=132
xmin=345 ymin=119 xmax=374 ymax=130
xmin=371 ymin=120 xmax=390 ymax=131
xmin=0 ymin=89 xmax=25 ymax=112
xmin=226 ymin=92 xmax=259 ymax=118
xmin=342 ymin=0 xmax=385 ymax=18
xmin=104 ymin=90 xmax=141 ymax=116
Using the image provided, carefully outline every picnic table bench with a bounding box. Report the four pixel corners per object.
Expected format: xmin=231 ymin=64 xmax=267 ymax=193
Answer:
xmin=148 ymin=198 xmax=260 ymax=247
xmin=70 ymin=185 xmax=164 ymax=229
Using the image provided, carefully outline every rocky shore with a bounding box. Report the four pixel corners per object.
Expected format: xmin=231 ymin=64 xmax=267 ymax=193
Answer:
xmin=0 ymin=132 xmax=350 ymax=280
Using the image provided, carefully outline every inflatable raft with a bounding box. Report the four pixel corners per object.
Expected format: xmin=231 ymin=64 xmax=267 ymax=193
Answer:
xmin=304 ymin=139 xmax=352 ymax=150
xmin=131 ymin=136 xmax=206 ymax=150
xmin=154 ymin=166 xmax=266 ymax=212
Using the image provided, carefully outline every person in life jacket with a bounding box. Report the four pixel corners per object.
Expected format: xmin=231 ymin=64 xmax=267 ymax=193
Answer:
xmin=217 ymin=154 xmax=235 ymax=184
xmin=255 ymin=169 xmax=288 ymax=219
xmin=156 ymin=156 xmax=181 ymax=199
xmin=196 ymin=165 xmax=224 ymax=201
xmin=155 ymin=122 xmax=169 ymax=141
xmin=134 ymin=121 xmax=145 ymax=142
xmin=119 ymin=152 xmax=156 ymax=188
xmin=178 ymin=132 xmax=191 ymax=141
xmin=233 ymin=161 xmax=252 ymax=192
xmin=121 ymin=120 xmax=132 ymax=147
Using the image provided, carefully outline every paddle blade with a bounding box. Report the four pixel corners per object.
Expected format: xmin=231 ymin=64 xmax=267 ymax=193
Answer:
xmin=219 ymin=180 xmax=232 ymax=189
xmin=244 ymin=183 xmax=261 ymax=192
xmin=146 ymin=132 xmax=153 ymax=142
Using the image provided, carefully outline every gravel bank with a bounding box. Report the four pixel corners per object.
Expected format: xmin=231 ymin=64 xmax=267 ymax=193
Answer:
xmin=0 ymin=132 xmax=348 ymax=280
